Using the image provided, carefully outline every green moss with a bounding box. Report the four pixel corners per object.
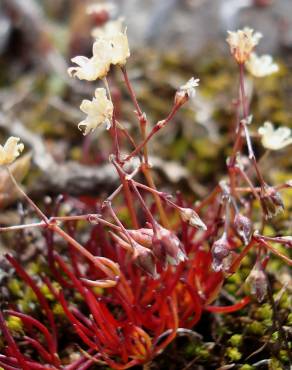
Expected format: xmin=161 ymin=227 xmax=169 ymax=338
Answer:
xmin=228 ymin=334 xmax=243 ymax=347
xmin=270 ymin=357 xmax=284 ymax=370
xmin=8 ymin=278 xmax=22 ymax=297
xmin=93 ymin=287 xmax=104 ymax=296
xmin=247 ymin=321 xmax=265 ymax=335
xmin=185 ymin=342 xmax=197 ymax=358
xmin=277 ymin=292 xmax=290 ymax=310
xmin=226 ymin=347 xmax=242 ymax=361
xmin=255 ymin=304 xmax=272 ymax=321
xmin=287 ymin=313 xmax=292 ymax=326
xmin=27 ymin=261 xmax=42 ymax=275
xmin=228 ymin=273 xmax=242 ymax=285
xmin=239 ymin=365 xmax=254 ymax=370
xmin=40 ymin=284 xmax=54 ymax=301
xmin=52 ymin=303 xmax=65 ymax=316
xmin=225 ymin=283 xmax=237 ymax=294
xmin=279 ymin=350 xmax=289 ymax=363
xmin=19 ymin=287 xmax=38 ymax=312
xmin=271 ymin=331 xmax=279 ymax=343
xmin=6 ymin=316 xmax=23 ymax=333
xmin=185 ymin=343 xmax=210 ymax=360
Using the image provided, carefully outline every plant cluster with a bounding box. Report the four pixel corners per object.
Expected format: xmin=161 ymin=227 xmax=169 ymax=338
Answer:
xmin=0 ymin=4 xmax=291 ymax=370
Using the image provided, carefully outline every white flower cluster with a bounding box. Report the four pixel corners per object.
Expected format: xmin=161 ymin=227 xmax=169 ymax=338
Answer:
xmin=68 ymin=31 xmax=130 ymax=81
xmin=226 ymin=27 xmax=262 ymax=64
xmin=68 ymin=15 xmax=130 ymax=135
xmin=226 ymin=27 xmax=279 ymax=78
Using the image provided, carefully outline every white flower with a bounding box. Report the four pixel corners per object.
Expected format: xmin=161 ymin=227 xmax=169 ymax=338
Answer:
xmin=0 ymin=137 xmax=24 ymax=165
xmin=246 ymin=53 xmax=279 ymax=77
xmin=226 ymin=27 xmax=262 ymax=64
xmin=258 ymin=121 xmax=292 ymax=150
xmin=68 ymin=55 xmax=110 ymax=81
xmin=92 ymin=18 xmax=124 ymax=39
xmin=108 ymin=31 xmax=130 ymax=66
xmin=86 ymin=2 xmax=116 ymax=16
xmin=179 ymin=77 xmax=200 ymax=99
xmin=68 ymin=31 xmax=130 ymax=81
xmin=78 ymin=88 xmax=113 ymax=135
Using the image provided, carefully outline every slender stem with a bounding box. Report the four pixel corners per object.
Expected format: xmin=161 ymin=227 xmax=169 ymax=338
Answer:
xmin=52 ymin=215 xmax=121 ymax=231
xmin=250 ymin=156 xmax=266 ymax=188
xmin=224 ymin=199 xmax=231 ymax=235
xmin=110 ymin=160 xmax=139 ymax=229
xmin=105 ymin=201 xmax=135 ymax=250
xmin=141 ymin=164 xmax=170 ymax=228
xmin=255 ymin=234 xmax=292 ymax=247
xmin=50 ymin=224 xmax=119 ymax=277
xmin=253 ymin=236 xmax=292 ymax=266
xmin=130 ymin=181 xmax=157 ymax=233
xmin=104 ymin=77 xmax=120 ymax=160
xmin=205 ymin=296 xmax=250 ymax=313
xmin=105 ymin=184 xmax=123 ymax=204
xmin=7 ymin=167 xmax=49 ymax=224
xmin=132 ymin=180 xmax=164 ymax=197
xmin=141 ymin=119 xmax=149 ymax=164
xmin=236 ymin=167 xmax=261 ymax=201
xmin=121 ymin=66 xmax=143 ymax=117
xmin=118 ymin=121 xmax=138 ymax=149
xmin=125 ymin=103 xmax=181 ymax=163
xmin=229 ymin=240 xmax=255 ymax=273
xmin=243 ymin=123 xmax=254 ymax=159
xmin=239 ymin=63 xmax=248 ymax=118
xmin=0 ymin=311 xmax=30 ymax=370
xmin=125 ymin=126 xmax=157 ymax=162
xmin=0 ymin=222 xmax=45 ymax=233
xmin=228 ymin=63 xmax=248 ymax=184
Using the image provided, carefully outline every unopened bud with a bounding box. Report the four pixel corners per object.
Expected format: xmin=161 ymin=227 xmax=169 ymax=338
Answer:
xmin=179 ymin=207 xmax=207 ymax=230
xmin=245 ymin=262 xmax=267 ymax=302
xmin=174 ymin=91 xmax=188 ymax=106
xmin=133 ymin=242 xmax=157 ymax=278
xmin=153 ymin=224 xmax=187 ymax=268
xmin=260 ymin=184 xmax=284 ymax=219
xmin=128 ymin=228 xmax=153 ymax=248
xmin=211 ymin=234 xmax=230 ymax=272
xmin=234 ymin=213 xmax=252 ymax=245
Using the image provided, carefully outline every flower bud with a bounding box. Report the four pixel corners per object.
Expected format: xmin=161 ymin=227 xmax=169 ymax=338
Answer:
xmin=179 ymin=207 xmax=207 ymax=230
xmin=234 ymin=213 xmax=252 ymax=245
xmin=127 ymin=228 xmax=153 ymax=248
xmin=174 ymin=77 xmax=199 ymax=106
xmin=174 ymin=91 xmax=188 ymax=107
xmin=133 ymin=242 xmax=157 ymax=278
xmin=211 ymin=234 xmax=230 ymax=272
xmin=245 ymin=262 xmax=267 ymax=302
xmin=260 ymin=184 xmax=284 ymax=219
xmin=153 ymin=224 xmax=187 ymax=268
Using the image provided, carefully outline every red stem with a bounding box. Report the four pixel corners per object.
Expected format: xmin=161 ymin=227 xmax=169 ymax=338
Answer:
xmin=205 ymin=296 xmax=251 ymax=313
xmin=0 ymin=311 xmax=30 ymax=370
